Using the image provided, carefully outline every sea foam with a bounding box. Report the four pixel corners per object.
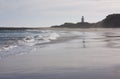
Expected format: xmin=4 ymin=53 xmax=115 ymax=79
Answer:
xmin=0 ymin=30 xmax=82 ymax=58
xmin=19 ymin=32 xmax=60 ymax=46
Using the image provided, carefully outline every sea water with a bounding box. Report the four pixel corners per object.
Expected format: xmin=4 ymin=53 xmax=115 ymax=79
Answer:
xmin=0 ymin=29 xmax=82 ymax=59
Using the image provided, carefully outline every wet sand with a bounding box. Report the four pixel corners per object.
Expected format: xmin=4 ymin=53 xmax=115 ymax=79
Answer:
xmin=1 ymin=28 xmax=120 ymax=79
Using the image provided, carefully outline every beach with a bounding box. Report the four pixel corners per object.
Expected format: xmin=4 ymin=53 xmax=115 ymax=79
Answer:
xmin=1 ymin=28 xmax=120 ymax=79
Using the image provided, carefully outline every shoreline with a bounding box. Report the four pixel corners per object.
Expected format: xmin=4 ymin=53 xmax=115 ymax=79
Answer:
xmin=1 ymin=27 xmax=120 ymax=33
xmin=0 ymin=27 xmax=119 ymax=31
xmin=49 ymin=28 xmax=120 ymax=32
xmin=1 ymin=28 xmax=120 ymax=79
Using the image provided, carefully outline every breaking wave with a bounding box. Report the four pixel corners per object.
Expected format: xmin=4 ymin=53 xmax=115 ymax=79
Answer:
xmin=0 ymin=30 xmax=80 ymax=58
xmin=19 ymin=32 xmax=60 ymax=46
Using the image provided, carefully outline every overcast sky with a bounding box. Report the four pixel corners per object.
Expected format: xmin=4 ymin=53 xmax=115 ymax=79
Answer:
xmin=0 ymin=0 xmax=120 ymax=27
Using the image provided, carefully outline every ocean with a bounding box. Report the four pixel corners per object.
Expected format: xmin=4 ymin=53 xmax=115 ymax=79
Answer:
xmin=0 ymin=29 xmax=82 ymax=59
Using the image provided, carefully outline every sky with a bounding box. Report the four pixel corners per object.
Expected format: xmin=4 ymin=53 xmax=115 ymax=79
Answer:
xmin=0 ymin=0 xmax=120 ymax=27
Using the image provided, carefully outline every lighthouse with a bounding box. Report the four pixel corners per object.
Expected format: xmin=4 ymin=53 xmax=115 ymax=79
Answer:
xmin=81 ymin=16 xmax=84 ymax=23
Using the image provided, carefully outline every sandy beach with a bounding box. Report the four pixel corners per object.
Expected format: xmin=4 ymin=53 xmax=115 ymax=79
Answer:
xmin=1 ymin=28 xmax=120 ymax=79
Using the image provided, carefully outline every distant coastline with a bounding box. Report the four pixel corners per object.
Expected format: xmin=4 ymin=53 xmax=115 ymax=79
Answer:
xmin=0 ymin=14 xmax=120 ymax=30
xmin=51 ymin=14 xmax=120 ymax=28
xmin=0 ymin=27 xmax=49 ymax=30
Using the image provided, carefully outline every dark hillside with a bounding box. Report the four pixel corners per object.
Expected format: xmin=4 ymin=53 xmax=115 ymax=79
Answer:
xmin=96 ymin=14 xmax=120 ymax=28
xmin=103 ymin=14 xmax=120 ymax=28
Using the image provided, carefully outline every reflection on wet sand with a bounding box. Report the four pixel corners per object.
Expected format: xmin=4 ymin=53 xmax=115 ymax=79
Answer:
xmin=80 ymin=32 xmax=120 ymax=48
xmin=82 ymin=32 xmax=86 ymax=48
xmin=103 ymin=32 xmax=120 ymax=48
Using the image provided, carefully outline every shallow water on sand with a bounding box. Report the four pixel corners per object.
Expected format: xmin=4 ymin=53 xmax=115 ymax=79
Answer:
xmin=1 ymin=30 xmax=120 ymax=79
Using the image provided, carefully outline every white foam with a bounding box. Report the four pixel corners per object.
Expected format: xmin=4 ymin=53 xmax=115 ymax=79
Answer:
xmin=47 ymin=33 xmax=60 ymax=40
xmin=18 ymin=31 xmax=60 ymax=46
xmin=0 ymin=45 xmax=17 ymax=51
xmin=23 ymin=36 xmax=35 ymax=43
xmin=4 ymin=45 xmax=17 ymax=50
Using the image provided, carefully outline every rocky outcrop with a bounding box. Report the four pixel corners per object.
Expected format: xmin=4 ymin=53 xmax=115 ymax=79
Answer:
xmin=95 ymin=14 xmax=120 ymax=28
